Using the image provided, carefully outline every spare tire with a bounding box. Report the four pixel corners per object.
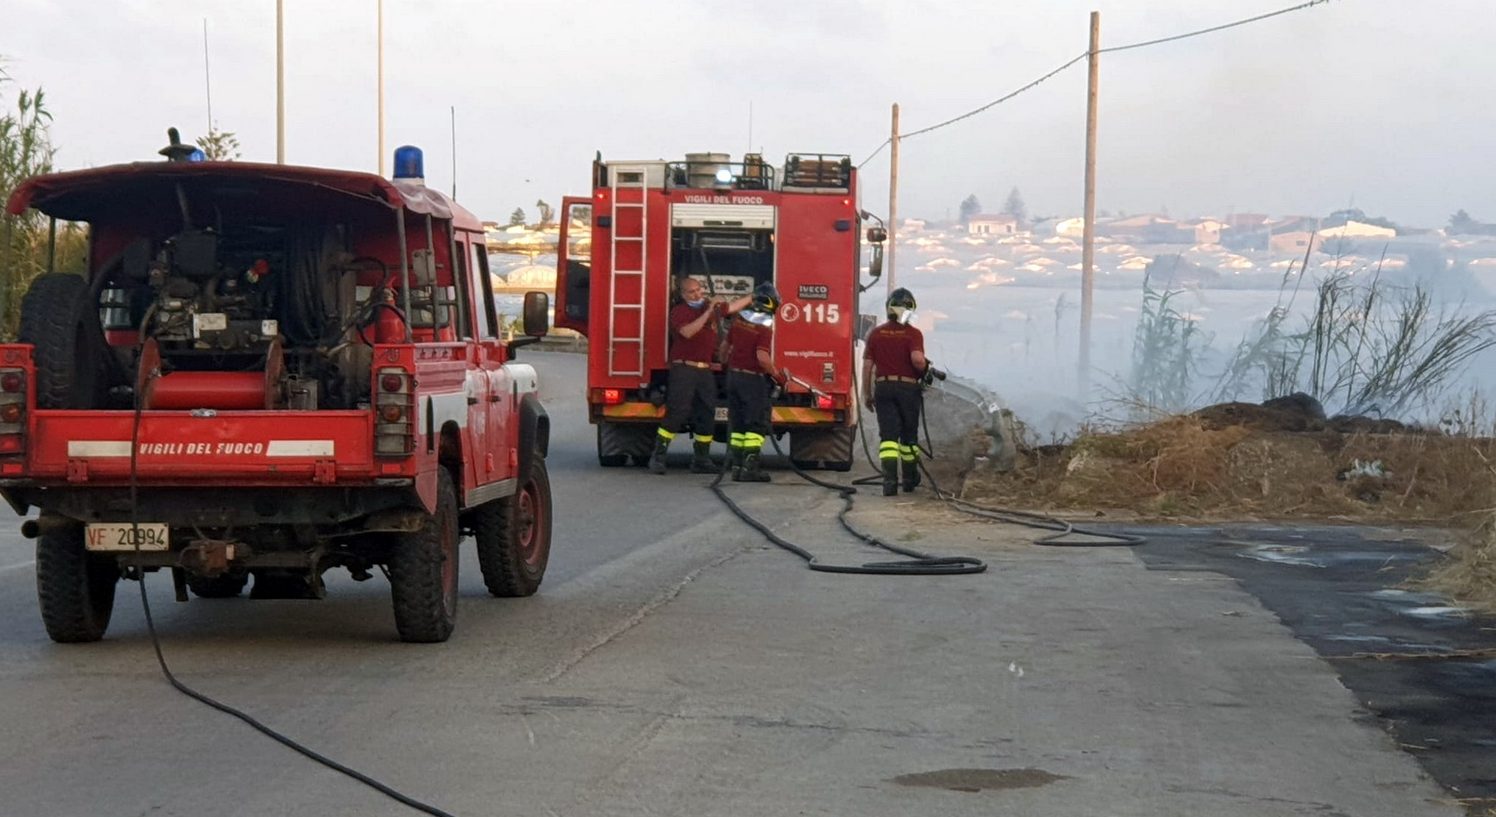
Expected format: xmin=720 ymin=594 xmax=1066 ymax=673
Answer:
xmin=17 ymin=273 xmax=110 ymax=409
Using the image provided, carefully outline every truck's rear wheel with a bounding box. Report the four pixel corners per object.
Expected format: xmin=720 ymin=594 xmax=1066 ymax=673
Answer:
xmin=36 ymin=524 xmax=118 ymax=643
xmin=18 ymin=272 xmax=110 ymax=410
xmin=187 ymin=572 xmax=249 ymax=599
xmin=597 ymin=423 xmax=650 ymax=467
xmin=474 ymin=455 xmax=552 ymax=597
xmin=388 ymin=470 xmax=459 ymax=643
xmin=790 ymin=426 xmax=856 ymax=472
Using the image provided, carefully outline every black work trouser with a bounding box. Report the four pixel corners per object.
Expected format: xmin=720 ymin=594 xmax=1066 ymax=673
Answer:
xmin=874 ymin=381 xmax=922 ymax=460
xmin=660 ymin=364 xmax=717 ymax=438
xmin=726 ymin=371 xmax=771 ymax=447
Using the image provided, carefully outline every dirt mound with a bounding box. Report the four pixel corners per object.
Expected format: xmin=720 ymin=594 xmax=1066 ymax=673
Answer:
xmin=962 ymin=416 xmax=1496 ymax=523
xmin=1194 ymin=402 xmax=1321 ymax=432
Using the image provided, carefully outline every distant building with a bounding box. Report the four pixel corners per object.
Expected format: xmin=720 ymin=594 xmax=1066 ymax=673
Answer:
xmin=1319 ymin=220 xmax=1396 ymax=240
xmin=1223 ymin=213 xmax=1271 ymax=231
xmin=1041 ymin=213 xmax=1089 ymax=236
xmin=1187 ymin=219 xmax=1225 ymax=245
xmin=968 ymin=213 xmax=1019 ymax=236
xmin=1269 ymin=230 xmax=1323 ymax=254
xmin=901 ymin=218 xmax=928 ymax=233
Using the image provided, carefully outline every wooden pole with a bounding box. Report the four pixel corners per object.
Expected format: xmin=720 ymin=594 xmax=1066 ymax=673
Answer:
xmin=1080 ymin=11 xmax=1100 ymax=397
xmin=276 ymin=0 xmax=285 ymax=164
xmin=888 ymin=103 xmax=900 ymax=295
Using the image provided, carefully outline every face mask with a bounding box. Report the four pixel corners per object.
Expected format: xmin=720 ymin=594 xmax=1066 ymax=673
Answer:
xmin=686 ymin=298 xmax=706 ymax=308
xmin=898 ymin=309 xmax=916 ymax=326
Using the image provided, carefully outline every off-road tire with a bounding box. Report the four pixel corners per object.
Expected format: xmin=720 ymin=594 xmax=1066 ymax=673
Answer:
xmin=597 ymin=422 xmax=652 ymax=467
xmin=474 ymin=455 xmax=552 ymax=597
xmin=36 ymin=524 xmax=118 ymax=643
xmin=17 ymin=273 xmax=110 ymax=410
xmin=187 ymin=572 xmax=249 ymax=599
xmin=597 ymin=423 xmax=628 ymax=467
xmin=388 ymin=470 xmax=459 ymax=643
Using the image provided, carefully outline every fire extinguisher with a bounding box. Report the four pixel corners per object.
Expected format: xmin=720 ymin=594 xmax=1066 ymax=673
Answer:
xmin=374 ymin=279 xmax=406 ymax=344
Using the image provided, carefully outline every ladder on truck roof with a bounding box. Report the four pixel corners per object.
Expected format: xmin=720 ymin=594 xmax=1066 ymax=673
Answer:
xmin=608 ymin=166 xmax=648 ymax=378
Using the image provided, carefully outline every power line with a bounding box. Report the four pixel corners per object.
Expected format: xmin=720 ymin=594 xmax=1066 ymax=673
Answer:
xmin=1100 ymin=0 xmax=1331 ymax=54
xmin=901 ymin=51 xmax=1089 ymax=141
xmin=857 ymin=0 xmax=1333 ymax=164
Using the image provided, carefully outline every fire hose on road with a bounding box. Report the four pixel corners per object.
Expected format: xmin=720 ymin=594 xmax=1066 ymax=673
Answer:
xmin=708 ymin=366 xmax=1141 ymax=575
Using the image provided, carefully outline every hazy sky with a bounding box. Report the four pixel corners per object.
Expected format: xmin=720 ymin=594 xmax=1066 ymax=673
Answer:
xmin=4 ymin=0 xmax=1493 ymax=228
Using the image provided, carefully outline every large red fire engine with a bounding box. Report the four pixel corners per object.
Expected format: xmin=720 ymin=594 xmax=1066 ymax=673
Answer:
xmin=554 ymin=152 xmax=885 ymax=470
xmin=2 ymin=137 xmax=554 ymax=644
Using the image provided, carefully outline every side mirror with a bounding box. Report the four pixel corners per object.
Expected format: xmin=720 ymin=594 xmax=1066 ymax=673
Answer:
xmin=523 ymin=291 xmax=550 ymax=338
xmin=866 ymin=226 xmax=888 ymax=244
xmin=868 ymin=244 xmax=884 ymax=281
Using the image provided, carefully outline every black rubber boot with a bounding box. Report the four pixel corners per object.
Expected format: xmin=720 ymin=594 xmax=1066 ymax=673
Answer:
xmin=690 ymin=441 xmax=716 ymax=474
xmin=647 ymin=436 xmax=670 ymax=474
xmin=727 ymin=446 xmax=744 ymax=479
xmin=902 ymin=458 xmax=921 ymax=493
xmin=735 ymin=451 xmax=771 ymax=482
xmin=881 ymin=459 xmax=900 ymax=496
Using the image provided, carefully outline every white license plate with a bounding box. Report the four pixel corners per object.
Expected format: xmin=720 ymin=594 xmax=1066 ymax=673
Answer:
xmin=714 ymin=406 xmax=729 ymax=423
xmin=85 ymin=523 xmax=170 ymax=552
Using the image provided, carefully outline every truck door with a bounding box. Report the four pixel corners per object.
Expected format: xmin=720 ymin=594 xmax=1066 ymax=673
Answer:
xmin=553 ymin=196 xmax=592 ymax=336
xmin=453 ymin=233 xmax=494 ymax=491
xmin=465 ymin=239 xmax=515 ymax=483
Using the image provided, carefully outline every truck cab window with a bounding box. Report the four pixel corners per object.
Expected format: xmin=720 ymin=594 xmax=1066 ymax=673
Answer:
xmin=471 ymin=243 xmax=499 ymax=340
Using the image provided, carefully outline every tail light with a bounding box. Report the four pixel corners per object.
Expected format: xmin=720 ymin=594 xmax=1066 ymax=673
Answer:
xmin=374 ymin=367 xmax=414 ymax=456
xmin=0 ymin=367 xmax=26 ymax=454
xmin=591 ymin=388 xmax=625 ymax=406
xmin=815 ymin=394 xmax=834 ymax=410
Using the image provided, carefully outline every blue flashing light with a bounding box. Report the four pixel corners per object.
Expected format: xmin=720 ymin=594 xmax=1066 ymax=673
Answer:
xmin=714 ymin=167 xmax=734 ymax=184
xmin=187 ymin=148 xmax=207 ymax=163
xmin=393 ymin=145 xmax=424 ymax=180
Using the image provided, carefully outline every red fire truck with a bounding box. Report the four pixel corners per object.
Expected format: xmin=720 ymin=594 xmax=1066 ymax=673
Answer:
xmin=554 ymin=152 xmax=885 ymax=470
xmin=2 ymin=137 xmax=553 ymax=644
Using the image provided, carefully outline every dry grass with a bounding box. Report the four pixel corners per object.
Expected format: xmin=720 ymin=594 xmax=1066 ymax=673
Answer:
xmin=964 ymin=417 xmax=1496 ymax=522
xmin=1425 ymin=524 xmax=1496 ymax=615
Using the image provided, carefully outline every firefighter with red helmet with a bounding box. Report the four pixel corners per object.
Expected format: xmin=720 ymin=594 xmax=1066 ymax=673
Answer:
xmin=861 ymin=287 xmax=931 ymax=496
xmin=721 ymin=283 xmax=782 ymax=482
xmin=649 ymin=277 xmax=748 ymax=474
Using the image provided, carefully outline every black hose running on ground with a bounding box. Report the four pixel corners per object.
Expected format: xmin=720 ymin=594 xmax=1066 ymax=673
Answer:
xmin=127 ymin=379 xmax=459 ymax=817
xmin=707 ymin=432 xmax=986 ymax=575
xmin=851 ymin=366 xmax=1145 ymax=548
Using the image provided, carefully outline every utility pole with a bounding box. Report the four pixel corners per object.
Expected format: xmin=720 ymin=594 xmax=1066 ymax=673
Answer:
xmin=888 ymin=103 xmax=900 ymax=294
xmin=450 ymin=106 xmax=457 ymax=199
xmin=275 ymin=0 xmax=285 ymax=163
xmin=1079 ymin=11 xmax=1100 ymax=397
xmin=378 ymin=0 xmax=386 ymax=175
xmin=203 ymin=19 xmax=213 ymax=133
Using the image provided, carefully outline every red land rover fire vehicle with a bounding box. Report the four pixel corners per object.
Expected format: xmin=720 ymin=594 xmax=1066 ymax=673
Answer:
xmin=554 ymin=152 xmax=885 ymax=470
xmin=2 ymin=138 xmax=553 ymax=643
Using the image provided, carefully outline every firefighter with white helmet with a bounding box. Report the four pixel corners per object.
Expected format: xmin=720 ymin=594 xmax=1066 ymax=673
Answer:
xmin=721 ymin=282 xmax=783 ymax=482
xmin=861 ymin=286 xmax=932 ymax=496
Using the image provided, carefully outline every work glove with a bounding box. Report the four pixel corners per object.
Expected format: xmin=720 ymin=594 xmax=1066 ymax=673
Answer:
xmin=766 ymin=373 xmax=785 ymax=400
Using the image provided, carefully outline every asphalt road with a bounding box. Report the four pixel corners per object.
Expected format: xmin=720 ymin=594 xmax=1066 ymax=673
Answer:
xmin=0 ymin=351 xmax=1468 ymax=816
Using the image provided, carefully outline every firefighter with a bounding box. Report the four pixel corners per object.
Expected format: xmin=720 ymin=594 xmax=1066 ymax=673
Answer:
xmin=721 ymin=283 xmax=782 ymax=482
xmin=648 ymin=277 xmax=749 ymax=474
xmin=861 ymin=287 xmax=931 ymax=496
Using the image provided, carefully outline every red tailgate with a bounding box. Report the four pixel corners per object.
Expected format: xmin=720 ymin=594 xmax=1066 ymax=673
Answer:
xmin=27 ymin=410 xmax=375 ymax=485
